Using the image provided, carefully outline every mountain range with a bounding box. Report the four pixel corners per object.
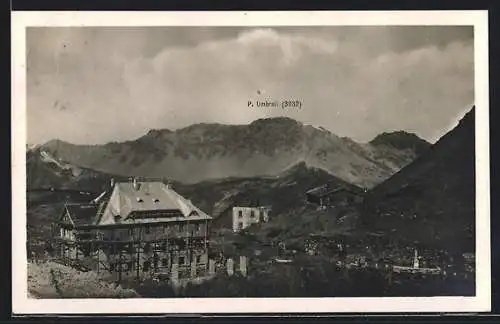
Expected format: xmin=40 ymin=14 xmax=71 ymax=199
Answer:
xmin=37 ymin=117 xmax=431 ymax=189
xmin=26 ymin=109 xmax=476 ymax=253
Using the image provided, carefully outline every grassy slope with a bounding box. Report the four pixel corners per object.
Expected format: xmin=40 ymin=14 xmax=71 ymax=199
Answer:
xmin=174 ymin=162 xmax=361 ymax=231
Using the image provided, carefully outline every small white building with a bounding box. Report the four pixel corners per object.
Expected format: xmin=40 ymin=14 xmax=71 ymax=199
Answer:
xmin=232 ymin=206 xmax=271 ymax=232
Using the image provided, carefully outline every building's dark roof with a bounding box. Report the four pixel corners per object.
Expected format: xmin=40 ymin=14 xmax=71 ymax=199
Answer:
xmin=233 ymin=198 xmax=267 ymax=208
xmin=65 ymin=203 xmax=99 ymax=227
xmin=306 ymin=184 xmax=331 ymax=197
xmin=306 ymin=184 xmax=363 ymax=197
xmin=212 ymin=199 xmax=271 ymax=222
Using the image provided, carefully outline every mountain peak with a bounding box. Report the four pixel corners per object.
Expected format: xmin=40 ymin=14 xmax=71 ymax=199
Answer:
xmin=277 ymin=161 xmax=310 ymax=176
xmin=370 ymin=131 xmax=430 ymax=155
xmin=42 ymin=138 xmax=73 ymax=150
xmin=250 ymin=116 xmax=301 ymax=127
xmin=458 ymin=105 xmax=475 ymax=126
xmin=146 ymin=128 xmax=173 ymax=137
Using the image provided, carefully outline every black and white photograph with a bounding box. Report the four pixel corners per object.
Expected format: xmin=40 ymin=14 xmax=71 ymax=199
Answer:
xmin=12 ymin=11 xmax=490 ymax=314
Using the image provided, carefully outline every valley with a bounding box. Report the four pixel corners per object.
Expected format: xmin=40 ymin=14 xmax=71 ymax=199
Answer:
xmin=26 ymin=108 xmax=476 ymax=298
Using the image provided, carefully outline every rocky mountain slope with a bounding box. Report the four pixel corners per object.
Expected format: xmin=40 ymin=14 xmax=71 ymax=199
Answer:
xmin=361 ymin=106 xmax=476 ymax=252
xmin=26 ymin=147 xmax=119 ymax=192
xmin=39 ymin=118 xmax=430 ymax=189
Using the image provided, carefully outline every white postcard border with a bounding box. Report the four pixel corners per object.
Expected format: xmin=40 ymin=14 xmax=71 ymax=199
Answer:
xmin=11 ymin=10 xmax=490 ymax=314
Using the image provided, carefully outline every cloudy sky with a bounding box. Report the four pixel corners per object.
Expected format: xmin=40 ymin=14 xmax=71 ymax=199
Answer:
xmin=27 ymin=26 xmax=474 ymax=145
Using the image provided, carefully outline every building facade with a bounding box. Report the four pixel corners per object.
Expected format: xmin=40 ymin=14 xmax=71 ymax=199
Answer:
xmin=232 ymin=206 xmax=271 ymax=232
xmin=52 ymin=178 xmax=212 ymax=283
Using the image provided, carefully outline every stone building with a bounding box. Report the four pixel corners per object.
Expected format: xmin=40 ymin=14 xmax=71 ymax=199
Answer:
xmin=231 ymin=205 xmax=271 ymax=232
xmin=52 ymin=178 xmax=212 ymax=283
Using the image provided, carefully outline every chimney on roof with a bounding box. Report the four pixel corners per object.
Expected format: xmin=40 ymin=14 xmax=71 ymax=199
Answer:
xmin=133 ymin=177 xmax=140 ymax=191
xmin=110 ymin=178 xmax=115 ymax=188
xmin=166 ymin=181 xmax=172 ymax=189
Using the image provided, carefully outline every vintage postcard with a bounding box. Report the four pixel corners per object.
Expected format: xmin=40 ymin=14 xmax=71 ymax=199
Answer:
xmin=12 ymin=10 xmax=490 ymax=314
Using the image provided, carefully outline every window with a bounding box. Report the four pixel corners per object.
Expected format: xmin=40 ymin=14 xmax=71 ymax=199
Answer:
xmin=250 ymin=210 xmax=255 ymax=218
xmin=179 ymin=224 xmax=185 ymax=232
xmin=153 ymin=258 xmax=159 ymax=270
xmin=238 ymin=222 xmax=244 ymax=230
xmin=143 ymin=261 xmax=150 ymax=272
xmin=153 ymin=198 xmax=160 ymax=203
xmin=162 ymin=258 xmax=168 ymax=267
xmin=145 ymin=226 xmax=151 ymax=234
xmin=195 ymin=223 xmax=201 ymax=232
xmin=179 ymin=256 xmax=185 ymax=265
xmin=238 ymin=210 xmax=243 ymax=218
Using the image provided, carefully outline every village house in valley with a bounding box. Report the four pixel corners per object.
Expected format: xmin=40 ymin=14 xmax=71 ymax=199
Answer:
xmin=231 ymin=204 xmax=271 ymax=232
xmin=209 ymin=198 xmax=272 ymax=233
xmin=305 ymin=184 xmax=364 ymax=209
xmin=52 ymin=178 xmax=213 ymax=284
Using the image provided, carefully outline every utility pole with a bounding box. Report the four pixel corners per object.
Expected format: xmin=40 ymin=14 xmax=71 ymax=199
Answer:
xmin=136 ymin=227 xmax=141 ymax=281
xmin=75 ymin=241 xmax=80 ymax=263
xmin=96 ymin=240 xmax=100 ymax=274
xmin=136 ymin=240 xmax=140 ymax=281
xmin=118 ymin=243 xmax=122 ymax=283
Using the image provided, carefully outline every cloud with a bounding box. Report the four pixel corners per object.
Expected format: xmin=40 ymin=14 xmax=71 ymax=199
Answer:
xmin=27 ymin=27 xmax=474 ymax=145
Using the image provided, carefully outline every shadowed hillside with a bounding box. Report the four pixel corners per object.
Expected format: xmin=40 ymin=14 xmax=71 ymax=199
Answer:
xmin=175 ymin=161 xmax=361 ymax=228
xmin=361 ymin=106 xmax=476 ymax=252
